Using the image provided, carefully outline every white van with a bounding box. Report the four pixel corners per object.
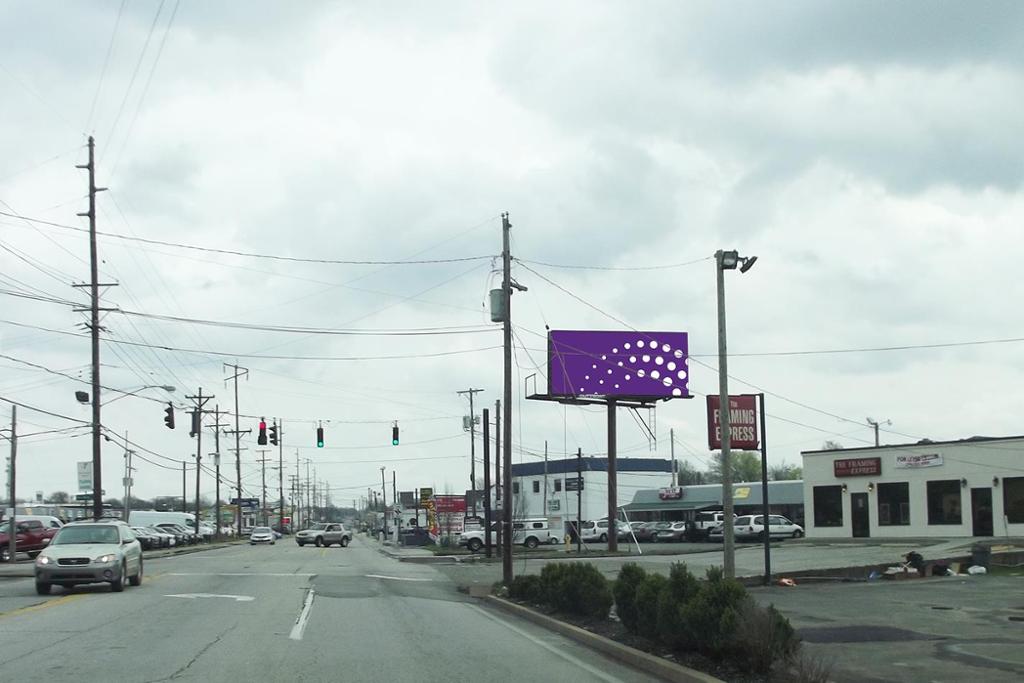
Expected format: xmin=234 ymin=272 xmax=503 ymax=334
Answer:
xmin=457 ymin=517 xmax=559 ymax=551
xmin=580 ymin=519 xmax=611 ymax=542
xmin=129 ymin=511 xmax=197 ymax=529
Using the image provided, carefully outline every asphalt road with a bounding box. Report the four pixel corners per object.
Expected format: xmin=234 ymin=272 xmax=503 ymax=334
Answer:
xmin=0 ymin=536 xmax=660 ymax=683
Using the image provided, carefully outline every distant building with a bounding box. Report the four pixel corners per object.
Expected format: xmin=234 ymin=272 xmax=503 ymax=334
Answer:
xmin=801 ymin=435 xmax=1024 ymax=539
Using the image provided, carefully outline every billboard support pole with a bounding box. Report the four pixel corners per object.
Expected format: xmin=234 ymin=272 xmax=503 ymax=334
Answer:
xmin=576 ymin=448 xmax=582 ymax=553
xmin=483 ymin=408 xmax=492 ymax=558
xmin=759 ymin=393 xmax=771 ymax=586
xmin=716 ymin=250 xmax=736 ymax=579
xmin=501 ymin=213 xmax=514 ymax=587
xmin=607 ymin=399 xmax=618 ymax=552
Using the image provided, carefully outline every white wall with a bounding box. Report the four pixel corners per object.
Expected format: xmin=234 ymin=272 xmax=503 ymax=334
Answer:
xmin=802 ymin=438 xmax=1024 ymax=539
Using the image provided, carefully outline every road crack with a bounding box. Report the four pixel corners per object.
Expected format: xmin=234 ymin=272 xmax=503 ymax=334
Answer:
xmin=146 ymin=623 xmax=235 ymax=683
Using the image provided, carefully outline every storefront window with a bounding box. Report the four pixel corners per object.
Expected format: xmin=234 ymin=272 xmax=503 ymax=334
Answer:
xmin=926 ymin=480 xmax=961 ymax=525
xmin=877 ymin=482 xmax=910 ymax=525
xmin=813 ymin=486 xmax=843 ymax=527
xmin=1004 ymin=477 xmax=1024 ymax=524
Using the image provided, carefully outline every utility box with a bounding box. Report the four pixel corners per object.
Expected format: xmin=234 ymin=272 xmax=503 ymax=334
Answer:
xmin=489 ymin=288 xmax=506 ymax=323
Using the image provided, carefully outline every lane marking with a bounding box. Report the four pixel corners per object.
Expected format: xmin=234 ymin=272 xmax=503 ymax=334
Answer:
xmin=164 ymin=572 xmax=314 ymax=577
xmin=365 ymin=574 xmax=433 ymax=582
xmin=289 ymin=588 xmax=315 ymax=641
xmin=470 ymin=604 xmax=624 ymax=683
xmin=165 ymin=593 xmax=255 ymax=602
xmin=0 ymin=593 xmax=85 ymax=621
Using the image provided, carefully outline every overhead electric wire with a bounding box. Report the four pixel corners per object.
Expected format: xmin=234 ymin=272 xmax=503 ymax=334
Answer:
xmin=85 ymin=0 xmax=128 ymax=132
xmin=515 ymin=255 xmax=713 ymax=272
xmin=0 ymin=209 xmax=496 ymax=265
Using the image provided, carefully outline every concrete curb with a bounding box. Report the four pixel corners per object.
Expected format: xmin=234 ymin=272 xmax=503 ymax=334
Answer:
xmin=484 ymin=596 xmax=723 ymax=683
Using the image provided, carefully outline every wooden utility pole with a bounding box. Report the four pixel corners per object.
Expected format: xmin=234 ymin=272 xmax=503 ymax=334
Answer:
xmin=187 ymin=388 xmax=213 ymax=534
xmin=181 ymin=461 xmax=187 ymax=513
xmin=223 ymin=364 xmax=249 ymax=535
xmin=457 ymin=388 xmax=484 ymax=514
xmin=256 ymin=450 xmax=271 ymax=525
xmin=482 ymin=407 xmax=492 ymax=558
xmin=501 ymin=213 xmax=514 ymax=585
xmin=277 ymin=420 xmax=284 ymax=532
xmin=75 ymin=137 xmax=112 ymax=520
xmin=7 ymin=405 xmax=16 ymax=563
xmin=494 ymin=399 xmax=501 ymax=558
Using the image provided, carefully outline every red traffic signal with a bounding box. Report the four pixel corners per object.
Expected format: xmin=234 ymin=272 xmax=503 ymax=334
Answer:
xmin=258 ymin=418 xmax=268 ymax=445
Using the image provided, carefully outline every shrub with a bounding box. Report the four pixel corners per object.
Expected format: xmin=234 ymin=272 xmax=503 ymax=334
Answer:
xmin=731 ymin=601 xmax=800 ymax=674
xmin=789 ymin=651 xmax=834 ymax=683
xmin=613 ymin=563 xmax=648 ymax=634
xmin=508 ymin=574 xmax=544 ymax=603
xmin=656 ymin=563 xmax=702 ymax=649
xmin=635 ymin=573 xmax=668 ymax=641
xmin=540 ymin=562 xmax=613 ymax=620
xmin=678 ymin=566 xmax=748 ymax=656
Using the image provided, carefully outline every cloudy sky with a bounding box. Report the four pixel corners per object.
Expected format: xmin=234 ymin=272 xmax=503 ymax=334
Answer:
xmin=2 ymin=1 xmax=1022 ymax=507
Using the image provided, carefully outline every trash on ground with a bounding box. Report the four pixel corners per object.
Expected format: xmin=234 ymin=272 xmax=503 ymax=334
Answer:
xmin=777 ymin=578 xmax=797 ymax=587
xmin=967 ymin=565 xmax=987 ymax=575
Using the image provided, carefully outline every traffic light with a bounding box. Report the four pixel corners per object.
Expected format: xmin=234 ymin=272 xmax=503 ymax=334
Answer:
xmin=268 ymin=422 xmax=278 ymax=446
xmin=392 ymin=422 xmax=399 ymax=446
xmin=189 ymin=410 xmax=200 ymax=437
xmin=316 ymin=425 xmax=324 ymax=448
xmin=257 ymin=418 xmax=268 ymax=446
xmin=164 ymin=403 xmax=175 ymax=430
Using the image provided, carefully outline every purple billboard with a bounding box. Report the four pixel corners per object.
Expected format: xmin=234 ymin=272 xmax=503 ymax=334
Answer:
xmin=548 ymin=330 xmax=690 ymax=399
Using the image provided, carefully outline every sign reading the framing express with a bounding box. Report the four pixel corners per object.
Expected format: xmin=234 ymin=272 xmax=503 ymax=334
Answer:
xmin=894 ymin=453 xmax=943 ymax=469
xmin=833 ymin=457 xmax=882 ymax=477
xmin=706 ymin=395 xmax=759 ymax=450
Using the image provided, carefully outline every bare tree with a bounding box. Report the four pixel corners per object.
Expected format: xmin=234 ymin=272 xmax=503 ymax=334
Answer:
xmin=48 ymin=491 xmax=70 ymax=504
xmin=821 ymin=440 xmax=843 ymax=450
xmin=768 ymin=461 xmax=803 ymax=481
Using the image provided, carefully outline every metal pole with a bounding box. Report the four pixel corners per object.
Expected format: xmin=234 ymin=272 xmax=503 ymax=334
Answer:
xmin=194 ymin=388 xmax=202 ymax=535
xmin=278 ymin=420 xmax=284 ymax=533
xmin=759 ymin=393 xmax=771 ymax=586
xmin=543 ymin=440 xmax=548 ymax=521
xmin=495 ymin=399 xmax=502 ymax=558
xmin=576 ymin=447 xmax=582 ymax=553
xmin=7 ymin=405 xmax=16 ymax=563
xmin=501 ymin=213 xmax=514 ymax=585
xmin=214 ymin=405 xmax=221 ymax=540
xmin=482 ymin=407 xmax=492 ymax=558
xmin=607 ymin=399 xmax=618 ymax=552
xmin=380 ymin=467 xmax=387 ymax=537
xmin=670 ymin=427 xmax=677 ymax=487
xmin=716 ymin=250 xmax=736 ymax=579
xmin=182 ymin=461 xmax=187 ymax=514
xmin=82 ymin=137 xmax=103 ymax=521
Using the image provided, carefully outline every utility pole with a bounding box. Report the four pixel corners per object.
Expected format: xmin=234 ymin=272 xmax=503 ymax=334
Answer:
xmin=670 ymin=427 xmax=677 ymax=486
xmin=866 ymin=417 xmax=890 ymax=447
xmin=494 ymin=398 xmax=502 ymax=559
xmin=210 ymin=405 xmax=229 ymax=540
xmin=181 ymin=461 xmax=187 ymax=514
xmin=277 ymin=420 xmax=284 ymax=532
xmin=122 ymin=430 xmax=133 ymax=522
xmin=7 ymin=405 xmax=16 ymax=563
xmin=716 ymin=250 xmax=735 ymax=579
xmin=608 ymin=399 xmax=618 ymax=553
xmin=457 ymin=388 xmax=484 ymax=514
xmin=576 ymin=448 xmax=583 ymax=553
xmin=380 ymin=466 xmax=388 ymax=537
xmin=186 ymin=388 xmax=213 ymax=534
xmin=500 ymin=212 xmax=514 ymax=585
xmin=392 ymin=471 xmax=397 ymax=536
xmin=256 ymin=450 xmax=270 ymax=525
xmin=482 ymin=407 xmax=492 ymax=558
xmin=75 ymin=136 xmax=112 ymax=521
xmin=305 ymin=459 xmax=312 ymax=524
xmin=223 ymin=364 xmax=249 ymax=536
xmin=543 ymin=440 xmax=548 ymax=519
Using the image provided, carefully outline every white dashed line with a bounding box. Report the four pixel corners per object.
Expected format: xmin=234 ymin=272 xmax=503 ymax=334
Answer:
xmin=289 ymin=588 xmax=316 ymax=641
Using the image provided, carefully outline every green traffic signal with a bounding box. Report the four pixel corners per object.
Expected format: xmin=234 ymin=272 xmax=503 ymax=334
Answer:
xmin=316 ymin=426 xmax=324 ymax=448
xmin=391 ymin=424 xmax=399 ymax=446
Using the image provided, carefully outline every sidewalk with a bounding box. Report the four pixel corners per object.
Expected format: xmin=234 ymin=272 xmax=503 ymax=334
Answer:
xmin=361 ymin=533 xmax=457 ymax=563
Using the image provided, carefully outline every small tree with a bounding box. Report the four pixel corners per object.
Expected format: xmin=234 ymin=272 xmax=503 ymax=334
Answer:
xmin=704 ymin=451 xmax=762 ymax=484
xmin=768 ymin=461 xmax=803 ymax=481
xmin=49 ymin=491 xmax=70 ymax=504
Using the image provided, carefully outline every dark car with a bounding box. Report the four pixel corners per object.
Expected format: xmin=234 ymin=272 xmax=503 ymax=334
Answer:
xmin=130 ymin=526 xmax=158 ymax=550
xmin=631 ymin=522 xmax=662 ymax=542
xmin=645 ymin=521 xmax=672 ymax=542
xmin=155 ymin=524 xmax=191 ymax=546
xmin=654 ymin=521 xmax=689 ymax=543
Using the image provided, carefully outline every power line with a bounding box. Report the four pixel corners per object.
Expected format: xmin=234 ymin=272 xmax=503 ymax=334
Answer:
xmin=515 ymin=255 xmax=713 ymax=272
xmin=85 ymin=0 xmax=128 ymax=132
xmin=0 ymin=210 xmax=496 ymax=265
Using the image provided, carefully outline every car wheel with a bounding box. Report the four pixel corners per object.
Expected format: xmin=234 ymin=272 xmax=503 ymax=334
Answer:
xmin=468 ymin=538 xmax=482 ymax=553
xmin=525 ymin=537 xmax=539 ymax=549
xmin=35 ymin=581 xmax=51 ymax=595
xmin=792 ymin=530 xmax=803 ymax=539
xmin=340 ymin=537 xmax=349 ymax=548
xmin=314 ymin=537 xmax=323 ymax=547
xmin=111 ymin=563 xmax=126 ymax=592
xmin=129 ymin=559 xmax=143 ymax=586
xmin=599 ymin=533 xmax=607 ymax=543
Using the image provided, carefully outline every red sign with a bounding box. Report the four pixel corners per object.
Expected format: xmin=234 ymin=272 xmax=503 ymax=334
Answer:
xmin=706 ymin=395 xmax=759 ymax=450
xmin=658 ymin=487 xmax=683 ymax=500
xmin=433 ymin=495 xmax=466 ymax=514
xmin=833 ymin=457 xmax=882 ymax=477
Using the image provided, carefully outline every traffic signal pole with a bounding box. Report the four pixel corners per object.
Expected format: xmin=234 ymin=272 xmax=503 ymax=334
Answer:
xmin=501 ymin=213 xmax=513 ymax=586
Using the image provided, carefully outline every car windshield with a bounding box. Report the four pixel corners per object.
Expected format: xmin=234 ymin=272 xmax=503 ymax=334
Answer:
xmin=253 ymin=527 xmax=271 ymax=533
xmin=306 ymin=523 xmax=327 ymax=531
xmin=52 ymin=525 xmax=119 ymax=545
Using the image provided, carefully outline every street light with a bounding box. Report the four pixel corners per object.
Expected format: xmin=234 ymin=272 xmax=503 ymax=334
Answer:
xmin=715 ymin=249 xmax=757 ymax=580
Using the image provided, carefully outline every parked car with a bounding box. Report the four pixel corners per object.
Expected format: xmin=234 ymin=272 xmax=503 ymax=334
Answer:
xmin=155 ymin=523 xmax=190 ymax=546
xmin=458 ymin=518 xmax=559 ymax=552
xmin=144 ymin=526 xmax=175 ymax=548
xmin=0 ymin=519 xmax=59 ymax=561
xmin=295 ymin=523 xmax=350 ymax=548
xmin=617 ymin=521 xmax=647 ymax=541
xmin=249 ymin=527 xmax=275 ymax=545
xmin=693 ymin=510 xmax=733 ymax=540
xmin=130 ymin=526 xmax=159 ymax=550
xmin=733 ymin=515 xmax=805 ymax=540
xmin=654 ymin=521 xmax=690 ymax=543
xmin=580 ymin=519 xmax=611 ymax=543
xmin=34 ymin=521 xmax=143 ymax=594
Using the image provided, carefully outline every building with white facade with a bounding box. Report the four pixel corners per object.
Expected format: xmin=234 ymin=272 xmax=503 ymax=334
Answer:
xmin=801 ymin=436 xmax=1024 ymax=539
xmin=509 ymin=456 xmax=673 ymax=534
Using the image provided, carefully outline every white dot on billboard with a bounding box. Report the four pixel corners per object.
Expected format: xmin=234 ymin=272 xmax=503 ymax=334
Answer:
xmin=677 ymin=371 xmax=687 ymax=380
xmin=662 ymin=344 xmax=670 ymax=352
xmin=601 ymin=355 xmax=607 ymax=360
xmin=624 ymin=343 xmax=631 ymax=350
xmin=607 ymin=369 xmax=613 ymax=375
xmin=625 ymin=374 xmax=631 ymax=380
xmin=618 ymin=361 xmax=624 ymax=367
xmin=585 ymin=375 xmax=590 ymax=380
xmin=663 ymin=377 xmax=672 ymax=386
xmin=655 ymin=356 xmax=664 ymax=365
xmin=612 ymin=348 xmax=619 ymax=354
xmin=674 ymin=349 xmax=683 ymax=359
xmin=651 ymin=370 xmax=660 ymax=379
xmin=637 ymin=370 xmax=645 ymax=378
xmin=614 ymin=384 xmax=620 ymax=389
xmin=630 ymin=356 xmax=636 ymax=363
xmin=672 ymin=388 xmax=682 ymax=396
xmin=667 ymin=362 xmax=676 ymax=371
xmin=651 ymin=339 xmax=658 ymax=348
xmin=642 ymin=354 xmax=650 ymax=363
xmin=599 ymin=380 xmax=604 ymax=385
xmin=592 ymin=364 xmax=597 ymax=369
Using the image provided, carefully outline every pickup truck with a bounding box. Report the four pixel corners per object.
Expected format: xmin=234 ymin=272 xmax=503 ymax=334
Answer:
xmin=295 ymin=523 xmax=350 ymax=548
xmin=0 ymin=519 xmax=59 ymax=561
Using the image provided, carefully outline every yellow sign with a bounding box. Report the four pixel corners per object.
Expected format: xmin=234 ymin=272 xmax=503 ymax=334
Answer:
xmin=733 ymin=487 xmax=751 ymax=500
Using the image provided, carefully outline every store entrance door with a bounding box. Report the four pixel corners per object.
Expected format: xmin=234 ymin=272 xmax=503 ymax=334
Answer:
xmin=971 ymin=488 xmax=993 ymax=536
xmin=851 ymin=493 xmax=870 ymax=538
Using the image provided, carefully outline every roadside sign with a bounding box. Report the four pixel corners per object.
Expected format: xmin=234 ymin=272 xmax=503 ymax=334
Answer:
xmin=77 ymin=461 xmax=93 ymax=491
xmin=706 ymin=395 xmax=759 ymax=450
xmin=565 ymin=477 xmax=584 ymax=492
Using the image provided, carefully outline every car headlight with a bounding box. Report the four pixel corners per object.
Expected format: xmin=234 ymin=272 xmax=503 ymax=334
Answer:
xmin=94 ymin=554 xmax=117 ymax=564
xmin=36 ymin=555 xmax=51 ymax=565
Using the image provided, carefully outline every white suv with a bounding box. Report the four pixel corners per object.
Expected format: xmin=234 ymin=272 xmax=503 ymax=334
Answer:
xmin=580 ymin=519 xmax=611 ymax=543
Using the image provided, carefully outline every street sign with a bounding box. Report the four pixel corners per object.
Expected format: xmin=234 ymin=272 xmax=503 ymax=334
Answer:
xmin=565 ymin=477 xmax=584 ymax=492
xmin=547 ymin=499 xmax=561 ymax=512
